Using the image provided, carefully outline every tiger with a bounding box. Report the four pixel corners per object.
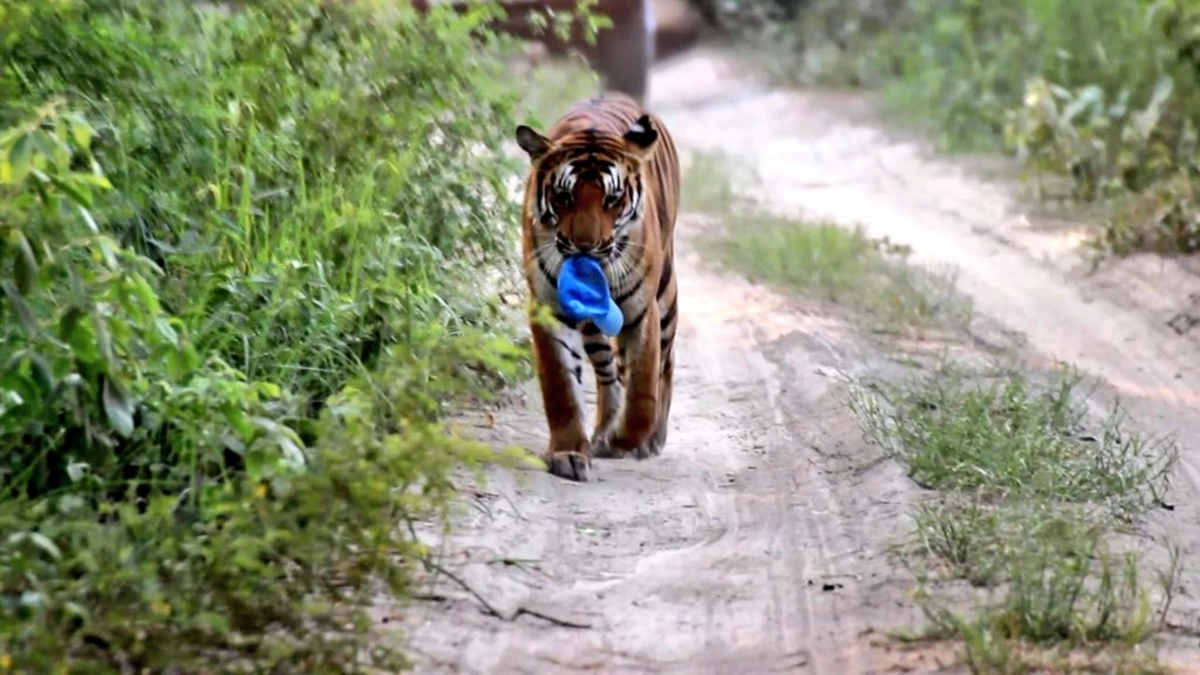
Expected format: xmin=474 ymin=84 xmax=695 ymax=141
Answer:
xmin=514 ymin=92 xmax=681 ymax=482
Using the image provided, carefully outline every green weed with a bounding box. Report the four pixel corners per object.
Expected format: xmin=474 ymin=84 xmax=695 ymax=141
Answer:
xmin=681 ymin=150 xmax=755 ymax=214
xmin=684 ymin=151 xmax=968 ymax=333
xmin=855 ymin=360 xmax=1180 ymax=670
xmin=916 ymin=527 xmax=1180 ymax=673
xmin=703 ymin=217 xmax=966 ymax=332
xmin=853 ymin=363 xmax=1176 ymax=516
xmin=0 ymin=0 xmax=565 ymax=671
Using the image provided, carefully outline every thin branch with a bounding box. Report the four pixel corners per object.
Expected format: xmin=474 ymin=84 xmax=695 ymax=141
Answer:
xmin=511 ymin=606 xmax=592 ymax=629
xmin=419 ymin=558 xmax=592 ymax=630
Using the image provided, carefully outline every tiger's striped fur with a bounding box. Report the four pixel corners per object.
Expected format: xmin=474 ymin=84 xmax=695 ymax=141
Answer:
xmin=514 ymin=92 xmax=681 ymax=482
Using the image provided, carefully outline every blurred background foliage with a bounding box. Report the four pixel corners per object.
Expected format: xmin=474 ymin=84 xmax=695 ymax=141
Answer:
xmin=713 ymin=0 xmax=1200 ymax=256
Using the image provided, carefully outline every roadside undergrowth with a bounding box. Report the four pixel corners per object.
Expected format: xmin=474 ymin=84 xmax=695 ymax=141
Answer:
xmin=684 ymin=150 xmax=970 ymax=337
xmin=852 ymin=360 xmax=1182 ymax=672
xmin=680 ymin=147 xmax=1183 ymax=671
xmin=729 ymin=0 xmax=1200 ymax=259
xmin=0 ymin=0 xmax=612 ymax=671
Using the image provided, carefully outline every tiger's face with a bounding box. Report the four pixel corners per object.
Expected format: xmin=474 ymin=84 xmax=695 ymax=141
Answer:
xmin=515 ymin=115 xmax=659 ymax=263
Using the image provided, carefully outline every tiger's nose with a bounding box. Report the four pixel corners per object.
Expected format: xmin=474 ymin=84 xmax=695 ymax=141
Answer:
xmin=573 ymin=240 xmax=596 ymax=253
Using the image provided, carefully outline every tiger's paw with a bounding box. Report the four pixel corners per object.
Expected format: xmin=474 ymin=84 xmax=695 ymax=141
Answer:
xmin=594 ymin=426 xmax=661 ymax=460
xmin=591 ymin=427 xmax=625 ymax=459
xmin=633 ymin=436 xmax=665 ymax=460
xmin=544 ymin=449 xmax=592 ymax=482
xmin=632 ymin=441 xmax=656 ymax=460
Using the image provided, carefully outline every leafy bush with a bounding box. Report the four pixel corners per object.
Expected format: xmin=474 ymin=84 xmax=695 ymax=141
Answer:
xmin=0 ymin=0 xmax=539 ymax=671
xmin=770 ymin=0 xmax=1200 ymax=256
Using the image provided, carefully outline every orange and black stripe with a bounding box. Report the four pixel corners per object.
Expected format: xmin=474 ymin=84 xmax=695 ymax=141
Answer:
xmin=516 ymin=92 xmax=680 ymax=481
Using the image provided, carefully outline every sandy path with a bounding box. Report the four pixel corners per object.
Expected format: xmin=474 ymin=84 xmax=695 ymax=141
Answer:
xmin=395 ymin=47 xmax=1200 ymax=673
xmin=654 ymin=47 xmax=1200 ymax=665
xmin=394 ymin=234 xmax=927 ymax=673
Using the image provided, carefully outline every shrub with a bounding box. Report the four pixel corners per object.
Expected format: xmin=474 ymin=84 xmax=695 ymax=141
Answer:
xmin=0 ymin=0 xmax=538 ymax=670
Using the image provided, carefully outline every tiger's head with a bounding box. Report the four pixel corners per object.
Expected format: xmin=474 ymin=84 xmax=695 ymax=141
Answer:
xmin=514 ymin=115 xmax=659 ymax=263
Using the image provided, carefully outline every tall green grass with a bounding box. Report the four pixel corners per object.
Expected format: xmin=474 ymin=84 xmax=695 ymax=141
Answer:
xmin=0 ymin=0 xmax=570 ymax=670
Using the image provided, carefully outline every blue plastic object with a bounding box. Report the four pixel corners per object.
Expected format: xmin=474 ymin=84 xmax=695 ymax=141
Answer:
xmin=557 ymin=255 xmax=623 ymax=336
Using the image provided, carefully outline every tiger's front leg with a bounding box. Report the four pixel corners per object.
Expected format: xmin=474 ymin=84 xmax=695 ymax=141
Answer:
xmin=530 ymin=315 xmax=592 ymax=482
xmin=582 ymin=322 xmax=624 ymax=458
xmin=593 ymin=302 xmax=661 ymax=460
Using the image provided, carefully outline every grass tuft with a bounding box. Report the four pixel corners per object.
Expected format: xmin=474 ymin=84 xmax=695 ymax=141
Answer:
xmin=683 ymin=150 xmax=969 ymax=334
xmin=679 ymin=128 xmax=1182 ymax=673
xmin=854 ymin=363 xmax=1176 ymax=517
xmin=855 ymin=360 xmax=1180 ymax=670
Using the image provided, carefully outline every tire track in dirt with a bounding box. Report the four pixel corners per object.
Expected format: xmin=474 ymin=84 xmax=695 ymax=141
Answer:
xmin=393 ymin=227 xmax=931 ymax=672
xmin=650 ymin=47 xmax=1200 ymax=666
xmin=394 ymin=44 xmax=1200 ymax=674
xmin=392 ymin=46 xmax=984 ymax=675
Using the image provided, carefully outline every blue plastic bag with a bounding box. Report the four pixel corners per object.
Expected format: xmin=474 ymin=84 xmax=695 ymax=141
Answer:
xmin=557 ymin=255 xmax=624 ymax=336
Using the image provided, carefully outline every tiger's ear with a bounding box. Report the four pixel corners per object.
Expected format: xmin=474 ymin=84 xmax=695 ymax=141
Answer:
xmin=622 ymin=114 xmax=658 ymax=159
xmin=515 ymin=125 xmax=552 ymax=161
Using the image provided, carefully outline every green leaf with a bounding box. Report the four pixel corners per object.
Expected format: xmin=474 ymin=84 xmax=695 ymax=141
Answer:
xmin=8 ymin=531 xmax=62 ymax=561
xmin=66 ymin=461 xmax=89 ymax=483
xmin=277 ymin=434 xmax=307 ymax=470
xmin=95 ymin=235 xmax=119 ymax=269
xmin=75 ymin=172 xmax=113 ymax=191
xmin=94 ymin=312 xmax=114 ymax=366
xmin=58 ymin=305 xmax=84 ymax=342
xmin=49 ymin=174 xmax=92 ymax=207
xmin=78 ymin=205 xmax=100 ymax=234
xmin=63 ymin=112 xmax=94 ymax=149
xmin=102 ymin=375 xmax=135 ymax=438
xmin=12 ymin=230 xmax=37 ymax=294
xmin=6 ymin=131 xmax=35 ymax=184
xmin=132 ymin=275 xmax=163 ymax=313
xmin=192 ymin=612 xmax=231 ymax=635
xmin=27 ymin=350 xmax=54 ymax=394
xmin=224 ymin=405 xmax=254 ymax=442
xmin=29 ymin=129 xmax=66 ymax=171
xmin=63 ymin=601 xmax=90 ymax=621
xmin=167 ymin=344 xmax=201 ymax=379
xmin=153 ymin=317 xmax=178 ymax=345
xmin=2 ymin=280 xmax=39 ymax=337
xmin=57 ymin=495 xmax=87 ymax=513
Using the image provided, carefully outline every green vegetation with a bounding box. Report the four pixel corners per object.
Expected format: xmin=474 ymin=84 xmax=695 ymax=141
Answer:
xmin=758 ymin=0 xmax=1200 ymax=256
xmin=684 ymin=151 xmax=969 ymax=334
xmin=0 ymin=0 xmax=595 ymax=671
xmin=681 ymin=143 xmax=1181 ymax=671
xmin=853 ymin=362 xmax=1180 ymax=671
xmin=860 ymin=364 xmax=1174 ymax=515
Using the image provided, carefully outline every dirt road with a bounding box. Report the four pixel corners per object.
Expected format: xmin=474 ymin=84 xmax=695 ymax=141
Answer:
xmin=394 ymin=48 xmax=1200 ymax=673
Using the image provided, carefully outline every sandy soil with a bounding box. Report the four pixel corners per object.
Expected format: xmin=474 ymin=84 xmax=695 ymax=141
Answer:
xmin=392 ymin=48 xmax=1200 ymax=673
